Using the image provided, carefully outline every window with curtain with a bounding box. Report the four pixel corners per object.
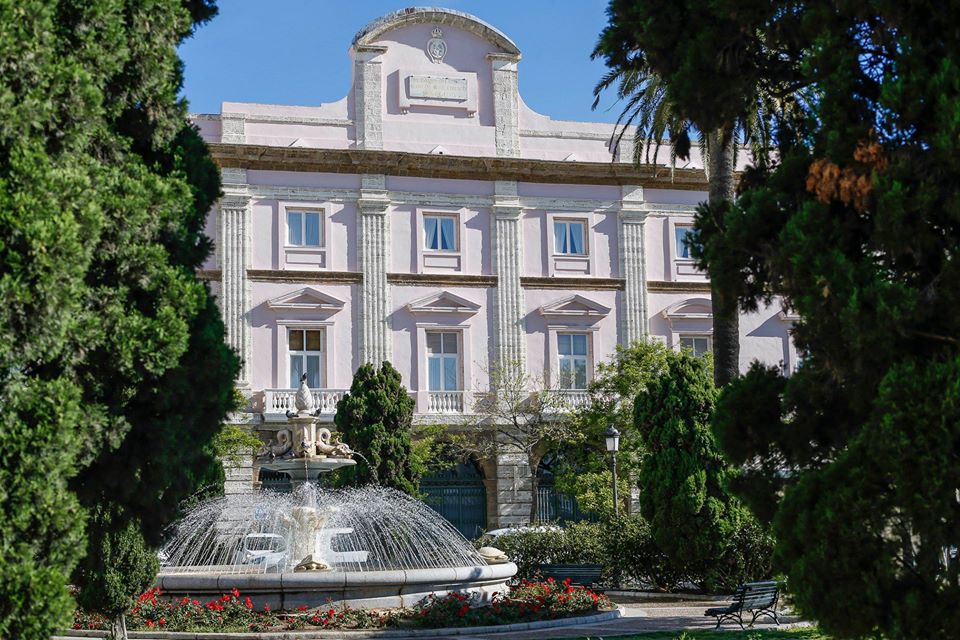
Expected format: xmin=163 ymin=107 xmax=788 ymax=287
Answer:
xmin=679 ymin=335 xmax=711 ymax=357
xmin=426 ymin=331 xmax=460 ymax=391
xmin=289 ymin=328 xmax=324 ymax=388
xmin=557 ymin=333 xmax=588 ymax=389
xmin=424 ymin=215 xmax=457 ymax=251
xmin=675 ymin=225 xmax=692 ymax=258
xmin=554 ymin=220 xmax=586 ymax=255
xmin=287 ymin=210 xmax=322 ymax=247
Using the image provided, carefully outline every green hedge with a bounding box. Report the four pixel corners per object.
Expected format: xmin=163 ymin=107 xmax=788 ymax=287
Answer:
xmin=486 ymin=515 xmax=773 ymax=592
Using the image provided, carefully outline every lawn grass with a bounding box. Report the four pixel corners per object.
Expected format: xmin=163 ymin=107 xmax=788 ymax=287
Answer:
xmin=583 ymin=629 xmax=828 ymax=640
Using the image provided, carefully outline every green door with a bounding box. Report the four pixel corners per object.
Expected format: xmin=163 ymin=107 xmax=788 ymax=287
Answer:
xmin=420 ymin=462 xmax=487 ymax=539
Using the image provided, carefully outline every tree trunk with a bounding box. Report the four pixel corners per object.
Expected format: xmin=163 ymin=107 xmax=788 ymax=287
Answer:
xmin=110 ymin=612 xmax=128 ymax=640
xmin=706 ymin=125 xmax=740 ymax=388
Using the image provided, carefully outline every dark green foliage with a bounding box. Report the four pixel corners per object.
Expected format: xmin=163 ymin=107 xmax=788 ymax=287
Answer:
xmin=0 ymin=1 xmax=234 ymax=638
xmin=633 ymin=350 xmax=744 ymax=590
xmin=641 ymin=1 xmax=960 ymax=637
xmin=333 ymin=362 xmax=418 ymax=494
xmin=73 ymin=508 xmax=158 ymax=617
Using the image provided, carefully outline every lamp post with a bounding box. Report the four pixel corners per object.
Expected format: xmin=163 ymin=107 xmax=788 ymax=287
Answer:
xmin=604 ymin=425 xmax=621 ymax=518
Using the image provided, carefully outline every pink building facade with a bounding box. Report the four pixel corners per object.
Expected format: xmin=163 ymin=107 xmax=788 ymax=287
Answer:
xmin=197 ymin=8 xmax=797 ymax=528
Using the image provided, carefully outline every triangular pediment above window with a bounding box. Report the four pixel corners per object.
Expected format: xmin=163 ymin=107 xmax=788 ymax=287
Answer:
xmin=662 ymin=297 xmax=713 ymax=321
xmin=407 ymin=291 xmax=481 ymax=315
xmin=266 ymin=287 xmax=346 ymax=311
xmin=538 ymin=294 xmax=611 ymax=319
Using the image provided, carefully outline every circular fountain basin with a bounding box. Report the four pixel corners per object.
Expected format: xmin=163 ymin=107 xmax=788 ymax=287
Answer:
xmin=260 ymin=457 xmax=356 ymax=484
xmin=157 ymin=562 xmax=518 ymax=610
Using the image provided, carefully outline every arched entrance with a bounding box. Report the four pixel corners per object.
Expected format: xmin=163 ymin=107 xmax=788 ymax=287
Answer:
xmin=536 ymin=455 xmax=593 ymax=524
xmin=420 ymin=461 xmax=487 ymax=539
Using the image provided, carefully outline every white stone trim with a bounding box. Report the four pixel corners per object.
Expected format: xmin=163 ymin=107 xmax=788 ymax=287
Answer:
xmin=407 ymin=290 xmax=481 ymax=315
xmin=357 ymin=174 xmax=391 ymax=365
xmin=276 ymin=201 xmax=331 ymax=270
xmin=618 ymin=185 xmax=649 ymax=344
xmin=488 ymin=54 xmax=521 ymax=158
xmin=266 ymin=287 xmax=346 ymax=311
xmin=219 ymin=193 xmax=252 ymax=386
xmin=490 ymin=181 xmax=525 ymax=369
xmin=413 ymin=322 xmax=473 ymax=413
xmin=221 ymin=112 xmax=246 ymax=144
xmin=354 ymin=46 xmax=387 ymax=151
xmin=544 ymin=211 xmax=597 ymax=277
xmin=415 ymin=207 xmax=468 ymax=274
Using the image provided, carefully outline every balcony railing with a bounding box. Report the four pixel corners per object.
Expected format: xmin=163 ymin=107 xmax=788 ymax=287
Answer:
xmin=557 ymin=389 xmax=591 ymax=410
xmin=263 ymin=388 xmax=348 ymax=416
xmin=426 ymin=390 xmax=465 ymax=414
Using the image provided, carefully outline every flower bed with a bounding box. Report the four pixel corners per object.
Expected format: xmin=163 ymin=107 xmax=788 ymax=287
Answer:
xmin=72 ymin=579 xmax=613 ymax=633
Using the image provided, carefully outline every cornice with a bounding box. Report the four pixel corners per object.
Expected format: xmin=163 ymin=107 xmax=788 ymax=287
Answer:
xmin=208 ymin=144 xmax=709 ymax=190
xmin=520 ymin=276 xmax=625 ymax=291
xmin=647 ymin=280 xmax=712 ymax=293
xmin=247 ymin=270 xmax=363 ymax=284
xmin=387 ymin=273 xmax=497 ymax=287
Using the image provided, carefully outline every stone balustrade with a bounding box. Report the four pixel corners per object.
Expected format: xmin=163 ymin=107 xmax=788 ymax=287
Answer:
xmin=426 ymin=390 xmax=466 ymax=414
xmin=264 ymin=388 xmax=348 ymax=416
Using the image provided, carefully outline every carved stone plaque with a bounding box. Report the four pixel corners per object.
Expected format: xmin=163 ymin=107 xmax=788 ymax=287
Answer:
xmin=408 ymin=75 xmax=468 ymax=101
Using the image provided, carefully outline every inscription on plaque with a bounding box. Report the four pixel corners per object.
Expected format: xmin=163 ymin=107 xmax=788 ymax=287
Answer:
xmin=408 ymin=75 xmax=468 ymax=101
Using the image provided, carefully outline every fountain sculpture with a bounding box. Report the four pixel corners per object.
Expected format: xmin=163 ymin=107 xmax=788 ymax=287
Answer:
xmin=156 ymin=376 xmax=516 ymax=609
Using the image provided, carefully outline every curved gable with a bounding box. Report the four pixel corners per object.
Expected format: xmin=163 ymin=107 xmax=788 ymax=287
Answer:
xmin=352 ymin=7 xmax=521 ymax=55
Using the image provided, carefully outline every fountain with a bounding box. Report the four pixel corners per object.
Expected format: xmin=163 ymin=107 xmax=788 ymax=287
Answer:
xmin=156 ymin=376 xmax=516 ymax=609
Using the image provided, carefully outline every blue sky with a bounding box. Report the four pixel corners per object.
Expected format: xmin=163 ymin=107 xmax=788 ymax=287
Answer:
xmin=178 ymin=1 xmax=623 ymax=123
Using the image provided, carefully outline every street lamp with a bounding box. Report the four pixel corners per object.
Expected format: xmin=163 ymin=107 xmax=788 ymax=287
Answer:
xmin=604 ymin=425 xmax=621 ymax=518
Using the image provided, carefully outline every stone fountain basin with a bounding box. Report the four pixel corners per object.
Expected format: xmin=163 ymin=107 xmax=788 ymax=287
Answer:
xmin=156 ymin=562 xmax=518 ymax=610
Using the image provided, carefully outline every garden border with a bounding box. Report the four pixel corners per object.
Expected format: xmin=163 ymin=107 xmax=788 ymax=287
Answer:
xmin=55 ymin=606 xmax=623 ymax=640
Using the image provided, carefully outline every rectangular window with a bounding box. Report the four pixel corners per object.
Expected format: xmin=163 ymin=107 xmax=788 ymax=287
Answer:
xmin=426 ymin=331 xmax=460 ymax=391
xmin=287 ymin=210 xmax=322 ymax=247
xmin=557 ymin=333 xmax=589 ymax=389
xmin=424 ymin=215 xmax=457 ymax=251
xmin=675 ymin=225 xmax=692 ymax=259
xmin=289 ymin=328 xmax=324 ymax=388
xmin=679 ymin=335 xmax=711 ymax=358
xmin=553 ymin=220 xmax=586 ymax=255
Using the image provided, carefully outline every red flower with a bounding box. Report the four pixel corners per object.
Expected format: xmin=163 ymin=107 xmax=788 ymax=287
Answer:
xmin=458 ymin=604 xmax=469 ymax=617
xmin=145 ymin=619 xmax=154 ymax=628
xmin=264 ymin=604 xmax=271 ymax=612
xmin=297 ymin=605 xmax=308 ymax=612
xmin=158 ymin=618 xmax=167 ymax=626
xmin=245 ymin=597 xmax=253 ymax=610
xmin=231 ymin=587 xmax=240 ymax=598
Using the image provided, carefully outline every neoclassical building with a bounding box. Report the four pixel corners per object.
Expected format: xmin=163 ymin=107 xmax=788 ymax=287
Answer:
xmin=195 ymin=7 xmax=796 ymax=533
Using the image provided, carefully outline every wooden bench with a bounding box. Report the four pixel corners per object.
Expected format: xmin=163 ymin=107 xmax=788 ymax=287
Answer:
xmin=536 ymin=563 xmax=604 ymax=590
xmin=704 ymin=580 xmax=781 ymax=629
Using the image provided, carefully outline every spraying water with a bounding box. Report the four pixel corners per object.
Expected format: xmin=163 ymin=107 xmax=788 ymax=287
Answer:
xmin=158 ymin=484 xmax=483 ymax=575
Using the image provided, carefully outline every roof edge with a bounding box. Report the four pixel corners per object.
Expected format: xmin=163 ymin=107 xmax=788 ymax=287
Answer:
xmin=352 ymin=7 xmax=521 ymax=56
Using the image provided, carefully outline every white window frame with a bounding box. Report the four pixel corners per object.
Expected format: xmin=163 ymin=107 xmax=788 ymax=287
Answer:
xmin=546 ymin=324 xmax=599 ymax=389
xmin=545 ymin=212 xmax=595 ymax=276
xmin=414 ymin=322 xmax=473 ymax=413
xmin=416 ymin=208 xmax=466 ymax=273
xmin=278 ymin=201 xmax=330 ymax=271
xmin=678 ymin=334 xmax=712 ymax=358
xmin=666 ymin=215 xmax=704 ymax=281
xmin=275 ymin=320 xmax=336 ymax=389
xmin=287 ymin=327 xmax=326 ymax=388
xmin=423 ymin=214 xmax=459 ymax=252
xmin=556 ymin=332 xmax=591 ymax=390
xmin=674 ymin=224 xmax=693 ymax=259
xmin=425 ymin=330 xmax=461 ymax=391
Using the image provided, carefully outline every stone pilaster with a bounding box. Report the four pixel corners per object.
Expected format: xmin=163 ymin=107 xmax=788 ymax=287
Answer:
xmin=491 ymin=180 xmax=525 ymax=368
xmin=488 ymin=53 xmax=521 ymax=158
xmin=219 ymin=186 xmax=252 ymax=386
xmin=618 ymin=185 xmax=649 ymax=344
xmin=357 ymin=174 xmax=391 ymax=365
xmin=354 ymin=46 xmax=387 ymax=151
xmin=221 ymin=112 xmax=246 ymax=144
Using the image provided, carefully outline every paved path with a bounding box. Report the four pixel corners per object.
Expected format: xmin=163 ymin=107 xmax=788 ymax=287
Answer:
xmin=465 ymin=595 xmax=805 ymax=640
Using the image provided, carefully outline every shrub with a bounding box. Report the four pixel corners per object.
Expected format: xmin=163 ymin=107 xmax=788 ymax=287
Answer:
xmin=488 ymin=523 xmax=605 ymax=581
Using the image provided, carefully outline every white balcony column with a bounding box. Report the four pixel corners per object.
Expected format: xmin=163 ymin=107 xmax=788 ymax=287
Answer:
xmin=219 ymin=170 xmax=252 ymax=386
xmin=488 ymin=53 xmax=521 ymax=158
xmin=491 ymin=180 xmax=526 ymax=369
xmin=353 ymin=45 xmax=387 ymax=150
xmin=618 ymin=185 xmax=649 ymax=344
xmin=357 ymin=174 xmax=391 ymax=365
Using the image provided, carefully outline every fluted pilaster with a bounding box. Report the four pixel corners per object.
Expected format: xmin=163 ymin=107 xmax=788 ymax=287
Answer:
xmin=219 ymin=193 xmax=252 ymax=385
xmin=357 ymin=174 xmax=391 ymax=365
xmin=618 ymin=185 xmax=648 ymax=344
xmin=491 ymin=181 xmax=525 ymax=367
xmin=354 ymin=46 xmax=387 ymax=151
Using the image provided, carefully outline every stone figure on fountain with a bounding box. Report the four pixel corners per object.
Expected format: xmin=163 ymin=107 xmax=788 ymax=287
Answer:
xmin=259 ymin=374 xmax=354 ymax=462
